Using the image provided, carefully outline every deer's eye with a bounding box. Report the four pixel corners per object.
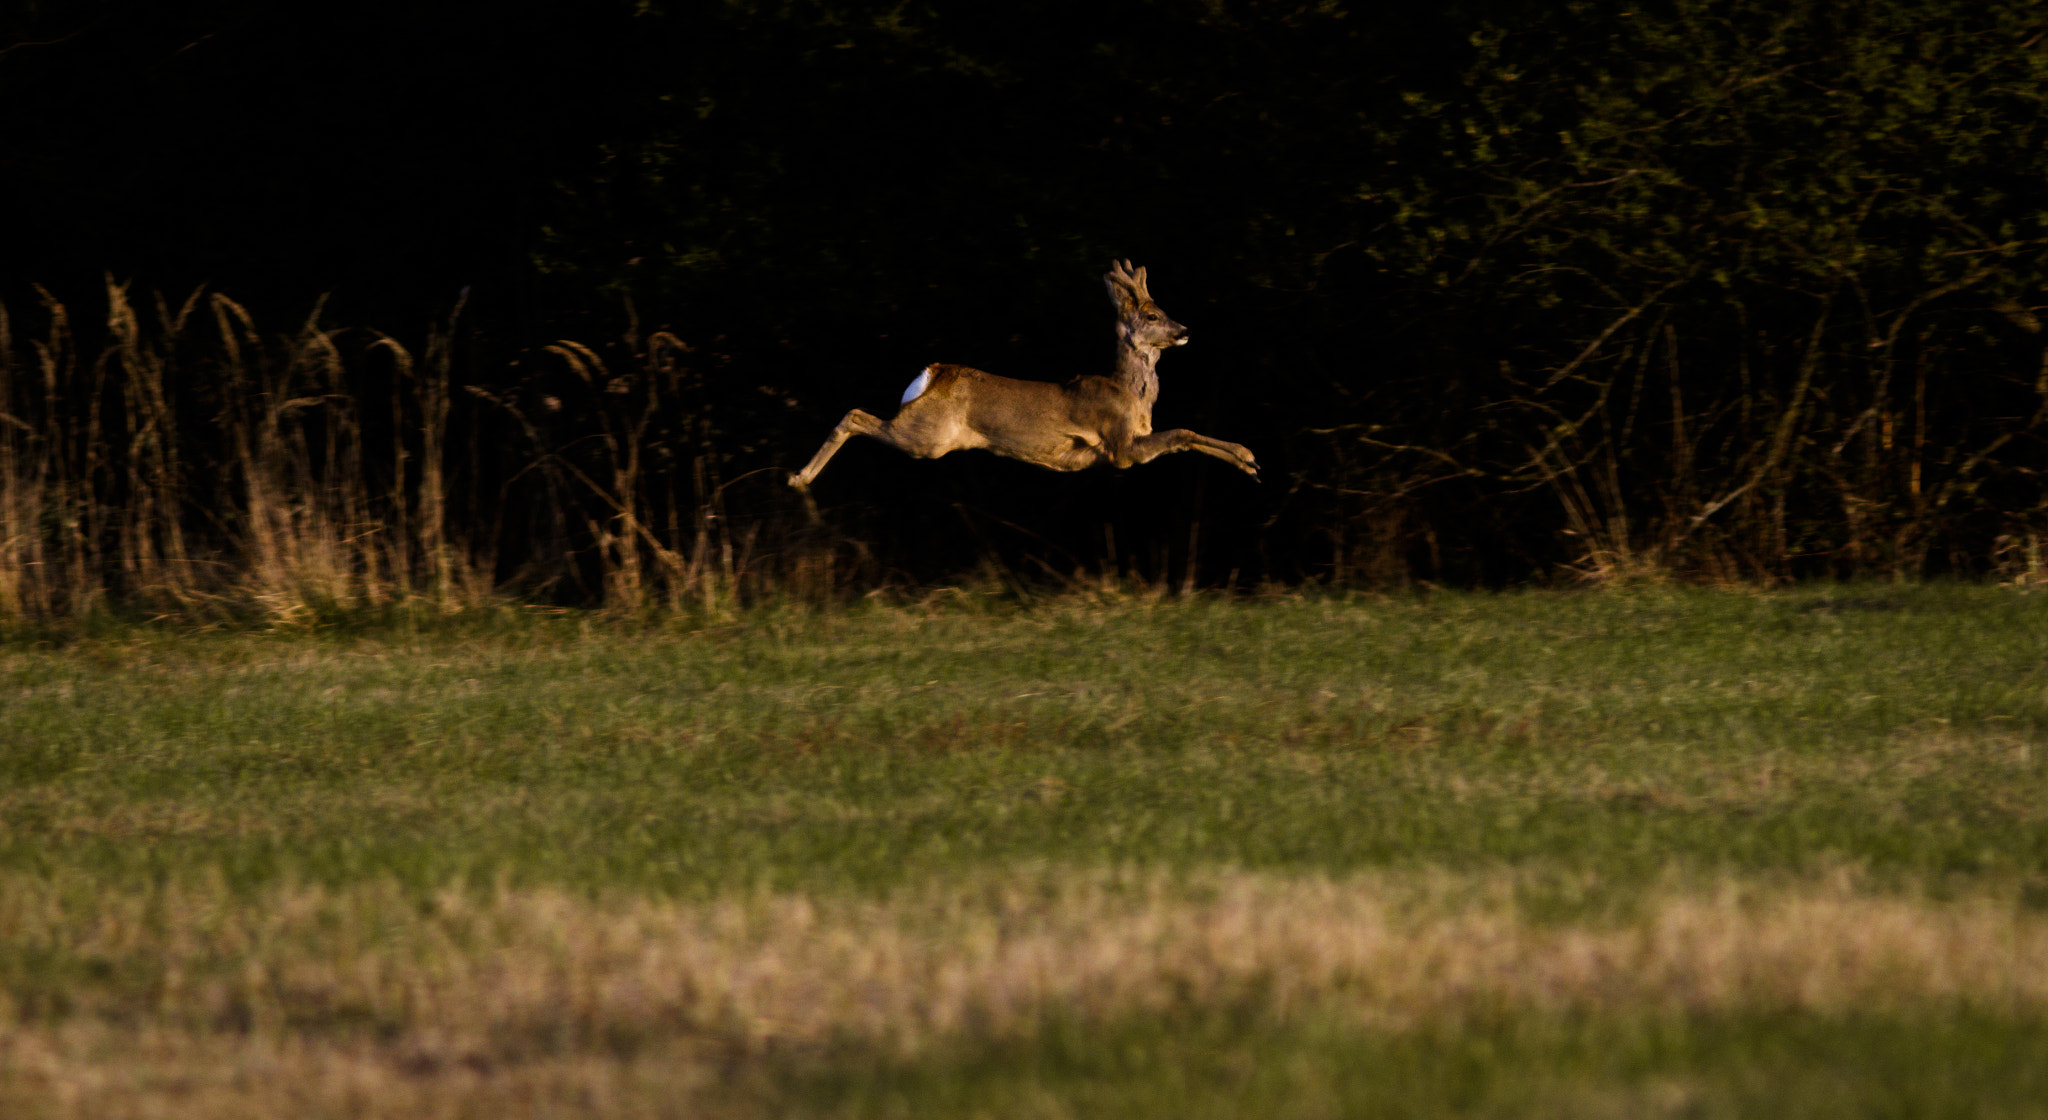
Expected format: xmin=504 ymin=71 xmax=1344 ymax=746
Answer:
xmin=1145 ymin=314 xmax=1160 ymax=321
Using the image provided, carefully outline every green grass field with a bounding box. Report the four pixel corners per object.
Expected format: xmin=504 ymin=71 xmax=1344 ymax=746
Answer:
xmin=4 ymin=585 xmax=2048 ymax=1117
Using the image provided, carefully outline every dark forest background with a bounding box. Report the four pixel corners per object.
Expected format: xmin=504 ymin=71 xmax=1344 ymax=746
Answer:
xmin=4 ymin=0 xmax=2047 ymax=619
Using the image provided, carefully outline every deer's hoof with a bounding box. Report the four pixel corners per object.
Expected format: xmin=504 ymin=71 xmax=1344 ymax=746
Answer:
xmin=786 ymin=473 xmax=809 ymax=491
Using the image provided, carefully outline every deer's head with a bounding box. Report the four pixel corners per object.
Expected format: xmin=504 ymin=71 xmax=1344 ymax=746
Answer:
xmin=1105 ymin=260 xmax=1188 ymax=352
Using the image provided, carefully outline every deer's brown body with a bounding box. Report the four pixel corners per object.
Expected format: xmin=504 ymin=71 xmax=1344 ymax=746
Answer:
xmin=787 ymin=261 xmax=1258 ymax=490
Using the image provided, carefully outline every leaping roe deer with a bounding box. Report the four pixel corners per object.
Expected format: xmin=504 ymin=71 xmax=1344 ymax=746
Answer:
xmin=786 ymin=260 xmax=1259 ymax=491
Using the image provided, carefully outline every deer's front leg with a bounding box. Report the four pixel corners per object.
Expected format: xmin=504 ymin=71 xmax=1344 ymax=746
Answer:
xmin=1124 ymin=429 xmax=1260 ymax=480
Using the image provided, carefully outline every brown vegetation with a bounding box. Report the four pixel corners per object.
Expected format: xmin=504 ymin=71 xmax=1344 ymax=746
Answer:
xmin=4 ymin=868 xmax=2042 ymax=1118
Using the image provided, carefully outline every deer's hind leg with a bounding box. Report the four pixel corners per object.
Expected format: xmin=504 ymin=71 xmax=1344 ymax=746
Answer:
xmin=789 ymin=408 xmax=968 ymax=489
xmin=789 ymin=409 xmax=885 ymax=489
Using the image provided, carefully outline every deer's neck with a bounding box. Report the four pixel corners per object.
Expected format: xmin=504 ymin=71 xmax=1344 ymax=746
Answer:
xmin=1110 ymin=339 xmax=1162 ymax=413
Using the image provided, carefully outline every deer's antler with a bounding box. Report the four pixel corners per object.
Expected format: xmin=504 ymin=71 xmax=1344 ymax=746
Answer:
xmin=1105 ymin=259 xmax=1151 ymax=311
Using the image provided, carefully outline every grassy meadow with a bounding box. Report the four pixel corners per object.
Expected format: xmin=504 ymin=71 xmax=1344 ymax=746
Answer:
xmin=3 ymin=584 xmax=2048 ymax=1117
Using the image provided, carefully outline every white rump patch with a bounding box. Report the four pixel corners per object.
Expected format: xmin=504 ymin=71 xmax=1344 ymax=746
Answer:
xmin=900 ymin=366 xmax=933 ymax=404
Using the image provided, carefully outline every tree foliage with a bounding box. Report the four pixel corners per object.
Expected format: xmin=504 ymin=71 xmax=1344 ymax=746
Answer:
xmin=1337 ymin=0 xmax=2048 ymax=579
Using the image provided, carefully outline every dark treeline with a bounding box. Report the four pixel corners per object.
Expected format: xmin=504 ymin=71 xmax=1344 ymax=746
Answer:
xmin=4 ymin=0 xmax=2046 ymax=618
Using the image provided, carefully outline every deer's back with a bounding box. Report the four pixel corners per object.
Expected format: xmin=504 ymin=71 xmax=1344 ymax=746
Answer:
xmin=902 ymin=364 xmax=1148 ymax=459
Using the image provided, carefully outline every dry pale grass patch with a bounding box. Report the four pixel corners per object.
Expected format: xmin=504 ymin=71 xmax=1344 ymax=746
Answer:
xmin=2 ymin=867 xmax=2044 ymax=1118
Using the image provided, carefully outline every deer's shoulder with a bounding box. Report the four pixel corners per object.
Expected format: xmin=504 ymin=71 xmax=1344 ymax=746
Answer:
xmin=1060 ymin=373 xmax=1139 ymax=404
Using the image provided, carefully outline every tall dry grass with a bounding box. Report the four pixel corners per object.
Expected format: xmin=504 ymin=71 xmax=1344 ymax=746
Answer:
xmin=0 ymin=282 xmax=482 ymax=622
xmin=0 ymin=283 xmax=840 ymax=625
